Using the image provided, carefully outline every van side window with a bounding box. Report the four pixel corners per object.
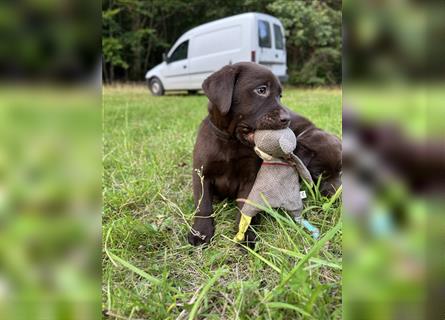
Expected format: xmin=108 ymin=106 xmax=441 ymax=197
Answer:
xmin=273 ymin=24 xmax=284 ymax=50
xmin=169 ymin=40 xmax=188 ymax=63
xmin=258 ymin=20 xmax=271 ymax=48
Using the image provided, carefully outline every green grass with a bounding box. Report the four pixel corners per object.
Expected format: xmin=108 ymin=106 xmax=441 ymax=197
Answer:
xmin=103 ymin=85 xmax=342 ymax=319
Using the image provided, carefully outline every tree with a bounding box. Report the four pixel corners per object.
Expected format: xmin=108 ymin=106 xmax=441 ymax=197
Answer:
xmin=268 ymin=0 xmax=342 ymax=85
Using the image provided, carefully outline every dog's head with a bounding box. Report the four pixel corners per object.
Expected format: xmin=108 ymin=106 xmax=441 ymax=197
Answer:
xmin=202 ymin=62 xmax=290 ymax=145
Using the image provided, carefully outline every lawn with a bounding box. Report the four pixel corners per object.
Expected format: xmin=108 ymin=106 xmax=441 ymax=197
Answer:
xmin=102 ymin=85 xmax=342 ymax=319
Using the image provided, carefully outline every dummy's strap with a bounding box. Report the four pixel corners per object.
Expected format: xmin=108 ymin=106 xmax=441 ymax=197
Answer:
xmin=262 ymin=161 xmax=292 ymax=167
xmin=254 ymin=146 xmax=274 ymax=161
xmin=255 ymin=147 xmax=287 ymax=163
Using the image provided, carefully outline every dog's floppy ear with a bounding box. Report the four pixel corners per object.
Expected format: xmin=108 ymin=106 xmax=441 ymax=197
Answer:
xmin=202 ymin=65 xmax=237 ymax=115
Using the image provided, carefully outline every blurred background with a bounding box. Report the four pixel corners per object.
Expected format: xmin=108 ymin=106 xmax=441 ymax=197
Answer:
xmin=343 ymin=0 xmax=445 ymax=319
xmin=0 ymin=1 xmax=100 ymax=320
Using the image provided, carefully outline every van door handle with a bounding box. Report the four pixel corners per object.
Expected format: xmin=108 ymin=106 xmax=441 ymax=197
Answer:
xmin=275 ymin=54 xmax=278 ymax=58
xmin=183 ymin=65 xmax=187 ymax=69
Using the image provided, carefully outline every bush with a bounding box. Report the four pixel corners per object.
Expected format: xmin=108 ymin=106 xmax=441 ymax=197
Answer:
xmin=289 ymin=48 xmax=341 ymax=86
xmin=268 ymin=0 xmax=341 ymax=86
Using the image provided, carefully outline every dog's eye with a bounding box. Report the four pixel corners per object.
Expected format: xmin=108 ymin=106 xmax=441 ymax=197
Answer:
xmin=254 ymin=85 xmax=268 ymax=96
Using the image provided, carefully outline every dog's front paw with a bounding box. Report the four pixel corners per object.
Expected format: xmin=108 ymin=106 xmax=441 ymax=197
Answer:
xmin=188 ymin=218 xmax=215 ymax=246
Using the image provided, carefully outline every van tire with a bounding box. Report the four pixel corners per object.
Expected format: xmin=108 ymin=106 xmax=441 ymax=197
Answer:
xmin=187 ymin=90 xmax=198 ymax=95
xmin=148 ymin=77 xmax=164 ymax=96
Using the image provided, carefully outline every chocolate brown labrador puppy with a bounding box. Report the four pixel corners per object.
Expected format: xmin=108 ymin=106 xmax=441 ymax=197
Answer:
xmin=188 ymin=62 xmax=341 ymax=246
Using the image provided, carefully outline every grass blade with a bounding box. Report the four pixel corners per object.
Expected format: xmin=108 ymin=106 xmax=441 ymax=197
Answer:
xmin=281 ymin=221 xmax=341 ymax=285
xmin=262 ymin=242 xmax=342 ymax=270
xmin=259 ymin=194 xmax=298 ymax=249
xmin=266 ymin=302 xmax=312 ymax=318
xmin=263 ymin=220 xmax=342 ymax=302
xmin=222 ymin=235 xmax=282 ymax=274
xmin=108 ymin=251 xmax=162 ymax=286
xmin=188 ymin=268 xmax=227 ymax=320
xmin=104 ymin=224 xmax=118 ymax=267
xmin=305 ymin=284 xmax=327 ymax=314
xmin=322 ymin=185 xmax=342 ymax=211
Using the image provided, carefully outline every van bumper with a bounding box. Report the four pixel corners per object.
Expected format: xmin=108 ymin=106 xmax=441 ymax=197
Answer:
xmin=278 ymin=75 xmax=289 ymax=83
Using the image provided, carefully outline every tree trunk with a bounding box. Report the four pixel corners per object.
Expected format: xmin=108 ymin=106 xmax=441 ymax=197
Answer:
xmin=132 ymin=12 xmax=142 ymax=80
xmin=102 ymin=58 xmax=109 ymax=84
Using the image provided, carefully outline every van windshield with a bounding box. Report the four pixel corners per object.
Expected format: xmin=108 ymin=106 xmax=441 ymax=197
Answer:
xmin=258 ymin=20 xmax=271 ymax=48
xmin=273 ymin=24 xmax=284 ymax=50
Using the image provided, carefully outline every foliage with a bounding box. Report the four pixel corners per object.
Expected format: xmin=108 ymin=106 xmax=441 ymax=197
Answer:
xmin=102 ymin=86 xmax=342 ymax=318
xmin=0 ymin=1 xmax=98 ymax=81
xmin=102 ymin=37 xmax=128 ymax=70
xmin=102 ymin=0 xmax=342 ymax=85
xmin=268 ymin=0 xmax=342 ymax=85
xmin=291 ymin=48 xmax=342 ymax=86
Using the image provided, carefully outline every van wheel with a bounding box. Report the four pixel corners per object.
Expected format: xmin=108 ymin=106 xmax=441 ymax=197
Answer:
xmin=148 ymin=77 xmax=164 ymax=96
xmin=188 ymin=90 xmax=198 ymax=95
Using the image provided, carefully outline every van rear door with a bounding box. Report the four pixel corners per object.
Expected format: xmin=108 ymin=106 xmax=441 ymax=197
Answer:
xmin=256 ymin=18 xmax=287 ymax=80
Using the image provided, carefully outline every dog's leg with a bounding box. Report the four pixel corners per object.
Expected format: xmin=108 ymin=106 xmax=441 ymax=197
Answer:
xmin=188 ymin=172 xmax=215 ymax=246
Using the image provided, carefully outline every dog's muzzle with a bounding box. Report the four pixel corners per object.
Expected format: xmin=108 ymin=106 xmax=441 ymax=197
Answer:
xmin=256 ymin=108 xmax=290 ymax=130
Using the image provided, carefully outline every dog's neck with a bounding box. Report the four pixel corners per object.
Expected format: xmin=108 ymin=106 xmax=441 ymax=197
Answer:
xmin=207 ymin=106 xmax=235 ymax=140
xmin=206 ymin=117 xmax=234 ymax=141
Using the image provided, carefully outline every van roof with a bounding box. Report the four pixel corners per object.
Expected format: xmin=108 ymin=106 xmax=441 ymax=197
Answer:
xmin=177 ymin=12 xmax=282 ymax=41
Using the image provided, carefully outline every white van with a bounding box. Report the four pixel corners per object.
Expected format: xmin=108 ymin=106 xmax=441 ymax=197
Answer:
xmin=145 ymin=12 xmax=287 ymax=96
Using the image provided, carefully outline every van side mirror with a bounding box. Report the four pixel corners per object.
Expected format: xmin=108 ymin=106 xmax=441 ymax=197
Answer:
xmin=162 ymin=52 xmax=168 ymax=63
